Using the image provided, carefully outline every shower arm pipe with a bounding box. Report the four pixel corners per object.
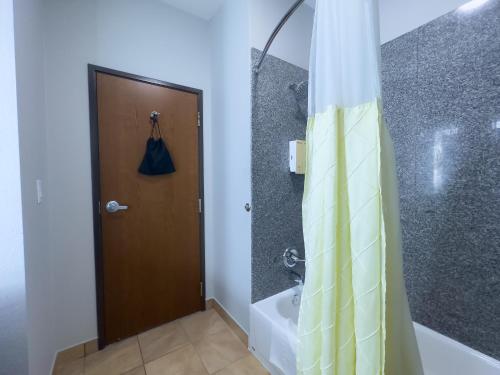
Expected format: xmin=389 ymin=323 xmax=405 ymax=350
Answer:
xmin=253 ymin=0 xmax=306 ymax=73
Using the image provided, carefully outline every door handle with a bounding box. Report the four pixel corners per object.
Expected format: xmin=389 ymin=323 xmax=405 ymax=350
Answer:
xmin=105 ymin=200 xmax=129 ymax=213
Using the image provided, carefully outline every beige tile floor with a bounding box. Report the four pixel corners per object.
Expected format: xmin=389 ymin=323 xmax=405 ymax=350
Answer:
xmin=54 ymin=309 xmax=269 ymax=375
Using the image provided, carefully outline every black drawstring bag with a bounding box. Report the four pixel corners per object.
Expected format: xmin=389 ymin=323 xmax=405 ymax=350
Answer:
xmin=138 ymin=114 xmax=175 ymax=176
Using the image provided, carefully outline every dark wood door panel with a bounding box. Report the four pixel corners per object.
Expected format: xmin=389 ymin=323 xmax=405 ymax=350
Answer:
xmin=90 ymin=68 xmax=204 ymax=345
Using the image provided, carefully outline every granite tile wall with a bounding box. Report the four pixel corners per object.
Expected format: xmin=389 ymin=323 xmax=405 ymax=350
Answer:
xmin=381 ymin=1 xmax=500 ymax=359
xmin=251 ymin=49 xmax=307 ymax=303
xmin=251 ymin=0 xmax=499 ymax=359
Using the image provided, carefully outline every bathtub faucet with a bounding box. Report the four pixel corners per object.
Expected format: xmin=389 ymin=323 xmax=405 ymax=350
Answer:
xmin=289 ymin=270 xmax=304 ymax=286
xmin=289 ymin=270 xmax=304 ymax=306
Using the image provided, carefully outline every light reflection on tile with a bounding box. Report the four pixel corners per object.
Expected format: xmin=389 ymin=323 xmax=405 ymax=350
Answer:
xmin=84 ymin=337 xmax=142 ymax=375
xmin=193 ymin=328 xmax=249 ymax=374
xmin=145 ymin=345 xmax=208 ymax=375
xmin=214 ymin=355 xmax=270 ymax=375
xmin=138 ymin=321 xmax=189 ymax=363
xmin=381 ymin=0 xmax=500 ymax=360
xmin=179 ymin=309 xmax=228 ymax=343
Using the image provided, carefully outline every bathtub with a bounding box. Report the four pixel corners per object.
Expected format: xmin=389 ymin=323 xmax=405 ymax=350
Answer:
xmin=249 ymin=288 xmax=500 ymax=375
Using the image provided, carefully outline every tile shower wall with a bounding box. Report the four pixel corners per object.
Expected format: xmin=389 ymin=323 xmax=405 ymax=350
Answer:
xmin=251 ymin=49 xmax=307 ymax=303
xmin=382 ymin=1 xmax=500 ymax=359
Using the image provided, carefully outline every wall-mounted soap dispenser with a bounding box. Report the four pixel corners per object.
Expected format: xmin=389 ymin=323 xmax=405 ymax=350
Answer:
xmin=289 ymin=140 xmax=306 ymax=174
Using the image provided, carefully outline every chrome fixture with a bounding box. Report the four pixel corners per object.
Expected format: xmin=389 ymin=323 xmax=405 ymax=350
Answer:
xmin=253 ymin=0 xmax=306 ymax=73
xmin=289 ymin=80 xmax=309 ymax=120
xmin=289 ymin=269 xmax=304 ymax=306
xmin=289 ymin=269 xmax=304 ymax=286
xmin=289 ymin=80 xmax=308 ymax=101
xmin=105 ymin=200 xmax=129 ymax=213
xmin=244 ymin=203 xmax=252 ymax=212
xmin=283 ymin=247 xmax=305 ymax=268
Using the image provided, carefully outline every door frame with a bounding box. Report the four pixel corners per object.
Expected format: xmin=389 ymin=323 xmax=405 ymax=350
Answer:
xmin=87 ymin=64 xmax=205 ymax=349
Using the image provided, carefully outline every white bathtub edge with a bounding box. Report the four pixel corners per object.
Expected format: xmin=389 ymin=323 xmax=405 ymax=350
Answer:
xmin=413 ymin=322 xmax=500 ymax=371
xmin=250 ymin=288 xmax=500 ymax=375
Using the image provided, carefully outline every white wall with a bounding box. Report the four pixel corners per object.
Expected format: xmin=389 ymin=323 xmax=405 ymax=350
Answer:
xmin=0 ymin=1 xmax=28 ymax=374
xmin=249 ymin=0 xmax=470 ymax=71
xmin=379 ymin=0 xmax=469 ymax=43
xmin=13 ymin=0 xmax=56 ymax=372
xmin=209 ymin=0 xmax=252 ymax=331
xmin=42 ymin=0 xmax=213 ymax=351
xmin=250 ymin=0 xmax=314 ymax=70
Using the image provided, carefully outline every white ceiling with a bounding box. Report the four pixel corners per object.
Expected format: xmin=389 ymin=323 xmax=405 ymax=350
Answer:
xmin=160 ymin=0 xmax=225 ymax=20
xmin=160 ymin=0 xmax=315 ymax=20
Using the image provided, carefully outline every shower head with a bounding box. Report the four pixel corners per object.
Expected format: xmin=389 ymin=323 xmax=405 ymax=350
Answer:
xmin=289 ymin=80 xmax=309 ymax=120
xmin=289 ymin=80 xmax=308 ymax=101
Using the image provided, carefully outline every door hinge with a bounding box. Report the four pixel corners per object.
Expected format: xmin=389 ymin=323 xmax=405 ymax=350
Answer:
xmin=200 ymin=282 xmax=203 ymax=296
xmin=98 ymin=200 xmax=101 ymax=215
xmin=197 ymin=112 xmax=201 ymax=127
xmin=198 ymin=198 xmax=202 ymax=213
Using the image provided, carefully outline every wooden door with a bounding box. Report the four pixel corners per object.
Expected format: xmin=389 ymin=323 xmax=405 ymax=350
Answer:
xmin=89 ymin=66 xmax=204 ymax=347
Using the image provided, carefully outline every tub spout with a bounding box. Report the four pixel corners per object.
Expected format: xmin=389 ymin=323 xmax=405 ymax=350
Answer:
xmin=289 ymin=270 xmax=304 ymax=286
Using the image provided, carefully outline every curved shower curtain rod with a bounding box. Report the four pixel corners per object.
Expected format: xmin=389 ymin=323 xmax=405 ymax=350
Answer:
xmin=253 ymin=0 xmax=306 ymax=73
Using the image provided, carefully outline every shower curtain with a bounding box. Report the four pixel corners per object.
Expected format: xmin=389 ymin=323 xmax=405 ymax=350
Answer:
xmin=297 ymin=0 xmax=424 ymax=374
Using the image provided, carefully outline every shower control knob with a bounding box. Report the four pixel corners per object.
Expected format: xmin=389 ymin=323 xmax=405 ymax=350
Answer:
xmin=283 ymin=247 xmax=305 ymax=268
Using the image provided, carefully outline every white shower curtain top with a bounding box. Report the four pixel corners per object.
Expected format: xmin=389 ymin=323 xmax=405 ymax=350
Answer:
xmin=309 ymin=0 xmax=381 ymax=113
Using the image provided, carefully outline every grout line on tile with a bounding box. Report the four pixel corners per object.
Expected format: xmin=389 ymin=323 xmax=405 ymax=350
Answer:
xmin=190 ymin=341 xmax=213 ymax=375
xmin=135 ymin=335 xmax=145 ymax=365
xmin=120 ymin=365 xmax=146 ymax=375
xmin=176 ymin=318 xmax=190 ymax=341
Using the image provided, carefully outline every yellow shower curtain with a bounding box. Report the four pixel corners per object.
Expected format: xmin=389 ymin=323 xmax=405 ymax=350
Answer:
xmin=297 ymin=1 xmax=424 ymax=374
